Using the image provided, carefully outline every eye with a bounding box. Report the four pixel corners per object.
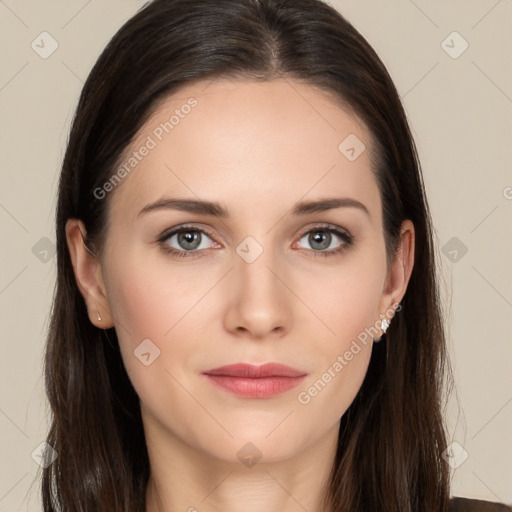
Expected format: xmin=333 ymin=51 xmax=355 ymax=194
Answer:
xmin=157 ymin=223 xmax=354 ymax=259
xmin=295 ymin=225 xmax=354 ymax=257
xmin=158 ymin=225 xmax=218 ymax=258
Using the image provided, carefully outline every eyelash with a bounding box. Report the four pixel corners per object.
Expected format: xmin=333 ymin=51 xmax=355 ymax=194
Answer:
xmin=157 ymin=223 xmax=354 ymax=259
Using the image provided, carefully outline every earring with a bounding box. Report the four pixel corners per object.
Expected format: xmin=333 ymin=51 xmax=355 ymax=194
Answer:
xmin=374 ymin=314 xmax=390 ymax=343
xmin=97 ymin=311 xmax=102 ymax=322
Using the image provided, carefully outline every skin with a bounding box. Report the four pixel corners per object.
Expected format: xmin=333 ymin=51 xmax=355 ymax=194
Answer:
xmin=66 ymin=78 xmax=414 ymax=512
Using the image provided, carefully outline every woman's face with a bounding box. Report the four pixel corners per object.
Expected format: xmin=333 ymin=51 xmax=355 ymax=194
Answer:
xmin=73 ymin=78 xmax=413 ymax=464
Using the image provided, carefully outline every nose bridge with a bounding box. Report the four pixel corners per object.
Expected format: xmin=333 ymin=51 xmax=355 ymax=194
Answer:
xmin=234 ymin=232 xmax=282 ymax=299
xmin=224 ymin=232 xmax=290 ymax=336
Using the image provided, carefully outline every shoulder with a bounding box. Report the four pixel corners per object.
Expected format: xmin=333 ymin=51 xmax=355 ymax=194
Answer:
xmin=449 ymin=497 xmax=512 ymax=511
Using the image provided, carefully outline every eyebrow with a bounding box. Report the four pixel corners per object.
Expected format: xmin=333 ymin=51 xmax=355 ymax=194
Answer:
xmin=137 ymin=196 xmax=370 ymax=218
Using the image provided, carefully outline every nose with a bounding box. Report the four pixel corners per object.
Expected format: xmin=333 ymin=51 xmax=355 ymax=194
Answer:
xmin=223 ymin=242 xmax=292 ymax=340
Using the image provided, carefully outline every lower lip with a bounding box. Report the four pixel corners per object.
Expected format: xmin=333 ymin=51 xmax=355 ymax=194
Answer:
xmin=203 ymin=374 xmax=306 ymax=398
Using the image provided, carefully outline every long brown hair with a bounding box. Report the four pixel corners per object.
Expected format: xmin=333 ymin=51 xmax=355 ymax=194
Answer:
xmin=42 ymin=0 xmax=452 ymax=510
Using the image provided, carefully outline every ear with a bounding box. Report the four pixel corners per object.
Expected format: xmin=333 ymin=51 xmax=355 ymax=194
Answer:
xmin=65 ymin=219 xmax=115 ymax=329
xmin=378 ymin=219 xmax=415 ymax=327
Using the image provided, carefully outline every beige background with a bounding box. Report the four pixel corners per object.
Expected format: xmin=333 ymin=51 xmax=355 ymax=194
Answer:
xmin=0 ymin=0 xmax=511 ymax=510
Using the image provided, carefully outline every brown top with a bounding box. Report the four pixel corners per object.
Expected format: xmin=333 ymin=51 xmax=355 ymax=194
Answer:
xmin=449 ymin=497 xmax=512 ymax=511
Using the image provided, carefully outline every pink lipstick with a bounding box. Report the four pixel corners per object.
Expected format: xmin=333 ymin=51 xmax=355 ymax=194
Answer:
xmin=202 ymin=363 xmax=307 ymax=398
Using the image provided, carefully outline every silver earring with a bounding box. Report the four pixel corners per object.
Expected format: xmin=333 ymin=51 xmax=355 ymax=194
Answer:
xmin=374 ymin=315 xmax=390 ymax=343
xmin=97 ymin=311 xmax=102 ymax=322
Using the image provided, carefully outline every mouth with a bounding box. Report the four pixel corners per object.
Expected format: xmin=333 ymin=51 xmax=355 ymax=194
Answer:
xmin=202 ymin=363 xmax=308 ymax=398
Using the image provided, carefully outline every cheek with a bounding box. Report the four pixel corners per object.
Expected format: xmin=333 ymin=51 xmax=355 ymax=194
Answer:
xmin=297 ymin=251 xmax=385 ymax=346
xmin=103 ymin=252 xmax=217 ymax=399
xmin=103 ymin=256 xmax=182 ymax=384
xmin=106 ymin=249 xmax=210 ymax=342
xmin=295 ymin=282 xmax=377 ymax=423
xmin=292 ymin=255 xmax=383 ymax=416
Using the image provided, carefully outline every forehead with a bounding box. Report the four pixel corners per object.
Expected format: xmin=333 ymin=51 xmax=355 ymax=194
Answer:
xmin=108 ymin=78 xmax=380 ymax=224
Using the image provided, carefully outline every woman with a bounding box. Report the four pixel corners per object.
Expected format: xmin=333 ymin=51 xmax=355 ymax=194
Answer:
xmin=41 ymin=0 xmax=511 ymax=511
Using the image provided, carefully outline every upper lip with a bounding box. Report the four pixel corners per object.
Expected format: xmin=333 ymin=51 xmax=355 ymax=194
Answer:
xmin=202 ymin=363 xmax=307 ymax=378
